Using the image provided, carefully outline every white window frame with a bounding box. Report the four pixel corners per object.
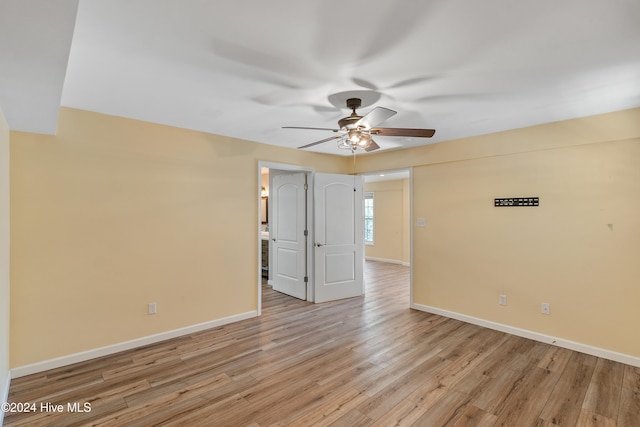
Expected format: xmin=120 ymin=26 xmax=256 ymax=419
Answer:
xmin=364 ymin=192 xmax=374 ymax=245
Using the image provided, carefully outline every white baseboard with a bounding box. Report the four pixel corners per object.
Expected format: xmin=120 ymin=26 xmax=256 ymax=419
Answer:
xmin=0 ymin=370 xmax=10 ymax=426
xmin=411 ymin=303 xmax=640 ymax=368
xmin=365 ymin=256 xmax=410 ymax=267
xmin=11 ymin=311 xmax=258 ymax=379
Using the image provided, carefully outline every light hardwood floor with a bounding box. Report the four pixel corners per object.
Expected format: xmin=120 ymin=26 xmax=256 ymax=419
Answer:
xmin=5 ymin=261 xmax=640 ymax=426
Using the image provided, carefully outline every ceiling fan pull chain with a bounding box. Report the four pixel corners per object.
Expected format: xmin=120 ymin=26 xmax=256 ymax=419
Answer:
xmin=353 ymin=150 xmax=356 ymax=174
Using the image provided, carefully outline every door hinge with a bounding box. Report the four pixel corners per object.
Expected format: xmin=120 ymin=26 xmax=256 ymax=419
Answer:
xmin=304 ymin=229 xmax=308 ymax=236
xmin=304 ymin=183 xmax=308 ymax=190
xmin=304 ymin=276 xmax=308 ymax=283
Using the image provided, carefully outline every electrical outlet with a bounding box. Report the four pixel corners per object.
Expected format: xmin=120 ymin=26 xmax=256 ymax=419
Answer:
xmin=499 ymin=294 xmax=507 ymax=306
xmin=148 ymin=302 xmax=157 ymax=315
xmin=541 ymin=303 xmax=550 ymax=315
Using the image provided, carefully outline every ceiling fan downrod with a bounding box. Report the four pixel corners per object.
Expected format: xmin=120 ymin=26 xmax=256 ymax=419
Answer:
xmin=346 ymin=97 xmax=362 ymax=114
xmin=338 ymin=98 xmax=364 ymax=130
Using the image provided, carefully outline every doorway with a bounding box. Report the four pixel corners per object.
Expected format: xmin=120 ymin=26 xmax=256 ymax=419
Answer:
xmin=360 ymin=168 xmax=413 ymax=303
xmin=257 ymin=162 xmax=313 ymax=315
xmin=257 ymin=162 xmax=369 ymax=310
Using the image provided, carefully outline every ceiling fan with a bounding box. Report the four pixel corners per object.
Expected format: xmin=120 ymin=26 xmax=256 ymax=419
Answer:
xmin=283 ymin=97 xmax=435 ymax=153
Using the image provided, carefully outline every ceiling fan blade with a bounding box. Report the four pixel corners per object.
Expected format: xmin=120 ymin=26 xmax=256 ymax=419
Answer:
xmin=283 ymin=126 xmax=340 ymax=132
xmin=351 ymin=77 xmax=379 ymax=90
xmin=370 ymin=127 xmax=436 ymax=138
xmin=298 ymin=135 xmax=342 ymax=149
xmin=311 ymin=105 xmax=340 ymax=114
xmin=388 ymin=76 xmax=438 ymax=89
xmin=364 ymin=140 xmax=380 ymax=152
xmin=355 ymin=107 xmax=397 ymax=129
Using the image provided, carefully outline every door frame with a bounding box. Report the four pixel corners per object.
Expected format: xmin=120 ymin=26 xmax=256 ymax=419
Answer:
xmin=359 ymin=168 xmax=414 ymax=307
xmin=257 ymin=161 xmax=315 ymax=315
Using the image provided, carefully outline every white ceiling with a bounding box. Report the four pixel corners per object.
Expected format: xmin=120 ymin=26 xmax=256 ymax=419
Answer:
xmin=1 ymin=0 xmax=639 ymax=155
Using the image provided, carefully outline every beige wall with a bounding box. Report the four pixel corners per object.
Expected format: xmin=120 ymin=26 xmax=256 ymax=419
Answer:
xmin=10 ymin=107 xmax=349 ymax=367
xmin=357 ymin=108 xmax=640 ymax=358
xmin=364 ymin=179 xmax=410 ymax=264
xmin=0 ymin=107 xmax=10 ymax=405
xmin=8 ymin=105 xmax=640 ymax=369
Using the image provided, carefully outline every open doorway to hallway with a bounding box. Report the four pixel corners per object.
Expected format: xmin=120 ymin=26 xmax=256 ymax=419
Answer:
xmin=363 ymin=259 xmax=411 ymax=304
xmin=361 ymin=169 xmax=412 ymax=303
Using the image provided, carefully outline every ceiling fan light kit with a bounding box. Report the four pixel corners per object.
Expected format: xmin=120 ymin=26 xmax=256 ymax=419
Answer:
xmin=284 ymin=97 xmax=436 ymax=153
xmin=338 ymin=129 xmax=374 ymax=152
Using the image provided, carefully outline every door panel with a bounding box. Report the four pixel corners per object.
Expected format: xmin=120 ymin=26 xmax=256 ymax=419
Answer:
xmin=272 ymin=173 xmax=307 ymax=300
xmin=314 ymin=173 xmax=364 ymax=303
xmin=325 ymin=252 xmax=355 ymax=284
xmin=324 ymin=183 xmax=355 ymax=245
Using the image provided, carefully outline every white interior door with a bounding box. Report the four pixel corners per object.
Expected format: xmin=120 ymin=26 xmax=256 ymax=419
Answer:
xmin=314 ymin=173 xmax=364 ymax=303
xmin=272 ymin=173 xmax=307 ymax=300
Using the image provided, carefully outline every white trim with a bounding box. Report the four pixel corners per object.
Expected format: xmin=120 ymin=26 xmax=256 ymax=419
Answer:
xmin=408 ymin=168 xmax=414 ymax=308
xmin=0 ymin=370 xmax=10 ymax=426
xmin=258 ymin=165 xmax=265 ymax=316
xmin=411 ymin=303 xmax=640 ymax=368
xmin=365 ymin=256 xmax=410 ymax=267
xmin=10 ymin=311 xmax=257 ymax=378
xmin=363 ymin=191 xmax=374 ymax=245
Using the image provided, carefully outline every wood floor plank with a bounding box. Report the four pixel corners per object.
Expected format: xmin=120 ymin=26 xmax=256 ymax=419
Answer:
xmin=328 ymin=409 xmax=373 ymax=427
xmin=622 ymin=365 xmax=640 ymax=391
xmin=121 ymin=397 xmax=221 ymax=427
xmin=452 ymin=405 xmax=498 ymax=427
xmin=468 ymin=335 xmax=535 ymax=379
xmin=576 ymin=409 xmax=617 ymax=427
xmin=470 ymin=368 xmax=525 ymax=415
xmin=88 ymin=373 xmax=233 ymax=426
xmin=538 ymin=351 xmax=596 ymax=426
xmin=351 ymin=347 xmax=445 ymax=399
xmin=355 ymin=349 xmax=448 ymax=421
xmin=618 ymin=365 xmax=640 ymax=427
xmin=537 ymin=346 xmax=574 ymax=373
xmin=5 ymin=261 xmax=639 ymax=426
xmin=583 ymin=358 xmax=625 ymax=420
xmin=281 ymin=387 xmax=369 ymax=427
xmin=411 ymin=389 xmax=474 ymax=426
xmin=369 ymin=396 xmax=433 ymax=426
xmin=493 ymin=366 xmax=560 ymax=426
xmin=154 ymin=394 xmax=252 ymax=427
xmin=618 ymin=388 xmax=640 ymax=427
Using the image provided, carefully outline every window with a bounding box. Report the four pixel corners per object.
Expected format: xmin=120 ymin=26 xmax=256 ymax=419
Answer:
xmin=364 ymin=192 xmax=374 ymax=245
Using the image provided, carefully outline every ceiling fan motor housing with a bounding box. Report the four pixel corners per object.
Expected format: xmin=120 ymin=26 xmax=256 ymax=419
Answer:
xmin=338 ymin=98 xmax=364 ymax=129
xmin=338 ymin=114 xmax=362 ymax=129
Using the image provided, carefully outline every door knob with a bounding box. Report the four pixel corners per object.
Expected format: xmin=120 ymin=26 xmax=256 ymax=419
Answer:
xmin=315 ymin=243 xmax=324 ymax=247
